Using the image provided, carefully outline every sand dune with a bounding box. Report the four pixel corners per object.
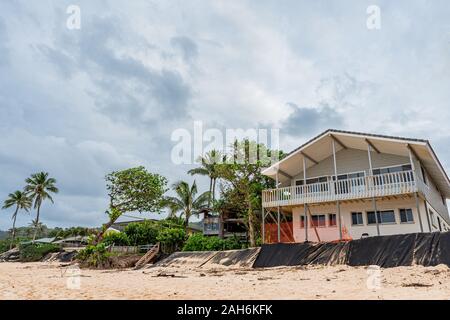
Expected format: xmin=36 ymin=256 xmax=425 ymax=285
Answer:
xmin=1 ymin=262 xmax=450 ymax=300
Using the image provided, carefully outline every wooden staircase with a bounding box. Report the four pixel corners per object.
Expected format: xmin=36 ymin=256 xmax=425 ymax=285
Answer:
xmin=134 ymin=242 xmax=160 ymax=270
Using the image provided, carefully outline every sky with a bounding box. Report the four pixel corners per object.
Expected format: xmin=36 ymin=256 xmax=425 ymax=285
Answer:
xmin=0 ymin=0 xmax=449 ymax=230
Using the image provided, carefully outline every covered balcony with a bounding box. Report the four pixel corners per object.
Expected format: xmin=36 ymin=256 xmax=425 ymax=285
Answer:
xmin=262 ymin=170 xmax=419 ymax=208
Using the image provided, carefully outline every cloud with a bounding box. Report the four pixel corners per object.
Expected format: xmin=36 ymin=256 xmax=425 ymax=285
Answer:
xmin=281 ymin=103 xmax=344 ymax=137
xmin=1 ymin=0 xmax=450 ymax=229
xmin=171 ymin=36 xmax=198 ymax=63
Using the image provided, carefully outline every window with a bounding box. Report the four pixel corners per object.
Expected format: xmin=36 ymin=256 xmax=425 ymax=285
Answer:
xmin=372 ymin=164 xmax=412 ymax=175
xmin=351 ymin=212 xmax=363 ymax=225
xmin=421 ymin=166 xmax=427 ymax=185
xmin=372 ymin=164 xmax=413 ymax=184
xmin=367 ymin=210 xmax=396 ymax=224
xmin=430 ymin=210 xmax=437 ymax=228
xmin=299 ymin=215 xmax=305 ymax=228
xmin=399 ymin=209 xmax=414 ymax=223
xmin=296 ymin=176 xmax=329 ymax=193
xmin=296 ymin=176 xmax=329 ymax=185
xmin=332 ymin=172 xmax=365 ymax=194
xmin=311 ymin=215 xmax=326 ymax=227
xmin=329 ymin=214 xmax=337 ymax=227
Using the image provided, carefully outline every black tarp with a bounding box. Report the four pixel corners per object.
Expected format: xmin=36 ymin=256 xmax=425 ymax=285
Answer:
xmin=252 ymin=243 xmax=315 ymax=268
xmin=347 ymin=233 xmax=417 ymax=268
xmin=253 ymin=232 xmax=450 ymax=268
xmin=304 ymin=242 xmax=350 ymax=266
xmin=414 ymin=232 xmax=450 ymax=266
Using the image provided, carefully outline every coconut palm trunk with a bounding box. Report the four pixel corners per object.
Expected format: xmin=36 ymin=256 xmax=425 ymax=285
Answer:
xmin=32 ymin=202 xmax=41 ymax=242
xmin=10 ymin=206 xmax=19 ymax=250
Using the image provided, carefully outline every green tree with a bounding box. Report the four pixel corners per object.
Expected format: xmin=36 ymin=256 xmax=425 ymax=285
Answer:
xmin=2 ymin=191 xmax=32 ymax=248
xmin=216 ymin=140 xmax=281 ymax=247
xmin=24 ymin=172 xmax=59 ymax=242
xmin=29 ymin=219 xmax=46 ymax=238
xmin=162 ymin=181 xmax=210 ymax=229
xmin=96 ymin=166 xmax=168 ymax=243
xmin=188 ymin=150 xmax=222 ymax=206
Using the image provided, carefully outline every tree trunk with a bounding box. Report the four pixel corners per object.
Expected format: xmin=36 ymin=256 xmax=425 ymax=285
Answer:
xmin=95 ymin=218 xmax=117 ymax=244
xmin=208 ymin=178 xmax=213 ymax=208
xmin=10 ymin=206 xmax=19 ymax=250
xmin=212 ymin=178 xmax=216 ymax=202
xmin=247 ymin=197 xmax=256 ymax=247
xmin=32 ymin=204 xmax=41 ymax=242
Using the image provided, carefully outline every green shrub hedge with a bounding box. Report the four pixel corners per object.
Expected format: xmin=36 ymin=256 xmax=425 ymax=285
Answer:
xmin=19 ymin=243 xmax=60 ymax=262
xmin=182 ymin=234 xmax=244 ymax=251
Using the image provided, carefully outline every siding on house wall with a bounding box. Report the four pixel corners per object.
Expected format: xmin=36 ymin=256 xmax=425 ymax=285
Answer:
xmin=291 ymin=197 xmax=448 ymax=242
xmin=418 ymin=164 xmax=449 ymax=222
xmin=290 ymin=148 xmax=416 ymax=184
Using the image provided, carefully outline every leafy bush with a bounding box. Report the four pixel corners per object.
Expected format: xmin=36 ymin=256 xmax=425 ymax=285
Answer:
xmin=124 ymin=221 xmax=159 ymax=245
xmin=0 ymin=239 xmax=14 ymax=253
xmin=182 ymin=234 xmax=244 ymax=252
xmin=19 ymin=243 xmax=60 ymax=262
xmin=157 ymin=227 xmax=186 ymax=253
xmin=103 ymin=232 xmax=130 ymax=246
xmin=77 ymin=243 xmax=112 ymax=268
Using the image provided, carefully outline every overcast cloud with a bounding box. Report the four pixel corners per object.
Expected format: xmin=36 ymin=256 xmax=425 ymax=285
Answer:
xmin=0 ymin=0 xmax=449 ymax=230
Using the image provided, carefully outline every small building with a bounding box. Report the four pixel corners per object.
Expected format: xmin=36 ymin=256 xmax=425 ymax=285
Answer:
xmin=201 ymin=209 xmax=248 ymax=239
xmin=261 ymin=129 xmax=450 ymax=243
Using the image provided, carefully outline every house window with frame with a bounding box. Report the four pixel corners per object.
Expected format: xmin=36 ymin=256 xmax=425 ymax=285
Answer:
xmin=299 ymin=215 xmax=305 ymax=228
xmin=311 ymin=215 xmax=326 ymax=228
xmin=332 ymin=172 xmax=365 ymax=194
xmin=372 ymin=164 xmax=413 ymax=184
xmin=367 ymin=210 xmax=396 ymax=224
xmin=328 ymin=213 xmax=337 ymax=227
xmin=429 ymin=210 xmax=437 ymax=228
xmin=351 ymin=212 xmax=363 ymax=225
xmin=399 ymin=208 xmax=414 ymax=223
xmin=296 ymin=176 xmax=329 ymax=193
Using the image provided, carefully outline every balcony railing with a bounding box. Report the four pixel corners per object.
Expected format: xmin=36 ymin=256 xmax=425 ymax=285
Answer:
xmin=262 ymin=170 xmax=418 ymax=207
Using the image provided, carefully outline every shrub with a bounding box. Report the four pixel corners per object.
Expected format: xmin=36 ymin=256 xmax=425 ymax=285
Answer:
xmin=19 ymin=243 xmax=60 ymax=262
xmin=103 ymin=232 xmax=130 ymax=246
xmin=156 ymin=227 xmax=186 ymax=253
xmin=182 ymin=234 xmax=244 ymax=252
xmin=124 ymin=221 xmax=159 ymax=245
xmin=0 ymin=239 xmax=14 ymax=253
xmin=77 ymin=243 xmax=112 ymax=268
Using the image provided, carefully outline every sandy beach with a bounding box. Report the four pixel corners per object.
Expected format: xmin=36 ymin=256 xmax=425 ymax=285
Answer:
xmin=1 ymin=262 xmax=450 ymax=300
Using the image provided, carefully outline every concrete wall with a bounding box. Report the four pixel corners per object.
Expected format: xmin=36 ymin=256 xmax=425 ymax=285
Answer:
xmin=291 ymin=197 xmax=449 ymax=242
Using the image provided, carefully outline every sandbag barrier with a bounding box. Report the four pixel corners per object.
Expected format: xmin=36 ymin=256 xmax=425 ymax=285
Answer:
xmin=253 ymin=232 xmax=450 ymax=268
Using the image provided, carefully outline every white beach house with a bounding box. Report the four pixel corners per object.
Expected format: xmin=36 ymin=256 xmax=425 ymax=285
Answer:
xmin=261 ymin=129 xmax=450 ymax=243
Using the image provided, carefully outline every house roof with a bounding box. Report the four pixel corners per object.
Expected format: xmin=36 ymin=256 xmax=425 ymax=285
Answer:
xmin=262 ymin=129 xmax=450 ymax=198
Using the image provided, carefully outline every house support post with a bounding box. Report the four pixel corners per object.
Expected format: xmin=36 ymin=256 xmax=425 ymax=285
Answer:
xmin=261 ymin=206 xmax=265 ymax=244
xmin=303 ymin=157 xmax=308 ymax=242
xmin=367 ymin=143 xmax=381 ymax=236
xmin=276 ymin=171 xmax=281 ymax=243
xmin=408 ymin=146 xmax=424 ymax=233
xmin=332 ymin=139 xmax=343 ymax=240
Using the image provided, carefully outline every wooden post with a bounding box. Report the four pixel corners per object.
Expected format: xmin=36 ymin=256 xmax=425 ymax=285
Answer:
xmin=367 ymin=144 xmax=381 ymax=236
xmin=303 ymin=157 xmax=308 ymax=242
xmin=332 ymin=139 xmax=343 ymax=240
xmin=276 ymin=171 xmax=281 ymax=242
xmin=408 ymin=147 xmax=424 ymax=233
xmin=261 ymin=206 xmax=265 ymax=244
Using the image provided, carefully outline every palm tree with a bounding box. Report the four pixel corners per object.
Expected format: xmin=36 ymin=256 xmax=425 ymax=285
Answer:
xmin=163 ymin=181 xmax=210 ymax=228
xmin=188 ymin=150 xmax=222 ymax=207
xmin=2 ymin=191 xmax=32 ymax=249
xmin=24 ymin=172 xmax=59 ymax=242
xmin=29 ymin=219 xmax=45 ymax=238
